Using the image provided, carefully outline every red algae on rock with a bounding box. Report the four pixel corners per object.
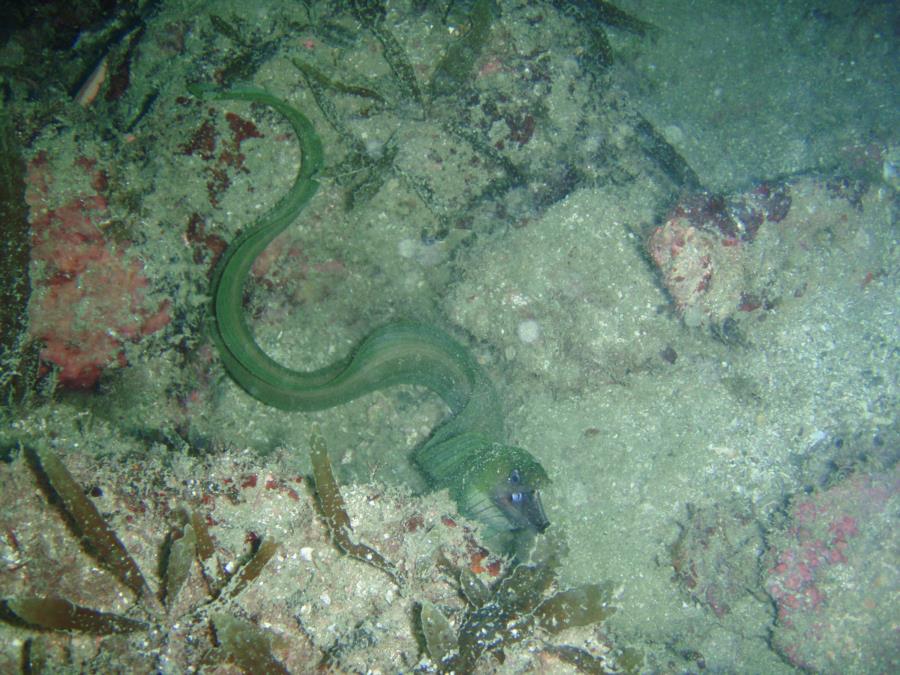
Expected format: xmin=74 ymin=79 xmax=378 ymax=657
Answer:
xmin=647 ymin=177 xmax=871 ymax=329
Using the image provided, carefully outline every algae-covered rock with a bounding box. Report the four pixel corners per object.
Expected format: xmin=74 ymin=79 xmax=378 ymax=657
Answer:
xmin=446 ymin=184 xmax=668 ymax=393
xmin=0 ymin=103 xmax=37 ymax=405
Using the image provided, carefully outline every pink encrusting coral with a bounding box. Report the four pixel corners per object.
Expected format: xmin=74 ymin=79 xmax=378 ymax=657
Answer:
xmin=25 ymin=152 xmax=170 ymax=389
xmin=764 ymin=466 xmax=899 ymax=672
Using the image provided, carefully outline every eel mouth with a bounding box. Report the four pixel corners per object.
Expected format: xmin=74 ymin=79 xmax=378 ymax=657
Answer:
xmin=491 ymin=469 xmax=550 ymax=534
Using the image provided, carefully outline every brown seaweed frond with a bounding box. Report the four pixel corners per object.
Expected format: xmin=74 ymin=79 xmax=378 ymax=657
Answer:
xmin=223 ymin=537 xmax=280 ymax=600
xmin=2 ymin=596 xmax=146 ymax=634
xmin=308 ymin=426 xmax=404 ymax=586
xmin=162 ymin=520 xmax=197 ymax=607
xmin=25 ymin=444 xmax=153 ymax=604
xmin=210 ymin=612 xmax=291 ymax=675
xmin=303 ymin=427 xmax=631 ymax=671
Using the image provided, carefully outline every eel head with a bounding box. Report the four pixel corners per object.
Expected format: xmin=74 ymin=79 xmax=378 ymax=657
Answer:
xmin=451 ymin=442 xmax=550 ymax=556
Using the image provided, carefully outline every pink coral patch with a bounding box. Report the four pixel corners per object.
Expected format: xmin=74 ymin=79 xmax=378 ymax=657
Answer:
xmin=25 ymin=154 xmax=170 ymax=389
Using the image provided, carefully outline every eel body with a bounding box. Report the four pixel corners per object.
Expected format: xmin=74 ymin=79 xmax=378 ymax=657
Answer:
xmin=191 ymin=84 xmax=549 ymax=554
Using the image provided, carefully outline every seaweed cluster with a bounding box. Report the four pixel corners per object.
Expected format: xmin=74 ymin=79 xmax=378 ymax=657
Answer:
xmin=0 ymin=445 xmax=289 ymax=672
xmin=1 ymin=432 xmax=636 ymax=672
xmin=308 ymin=428 xmax=641 ymax=673
xmin=202 ymin=0 xmax=673 ymax=241
xmin=417 ymin=543 xmax=643 ymax=673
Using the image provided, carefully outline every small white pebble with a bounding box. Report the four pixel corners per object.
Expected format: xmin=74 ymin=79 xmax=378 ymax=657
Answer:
xmin=397 ymin=238 xmax=416 ymax=258
xmin=320 ymin=593 xmax=331 ymax=606
xmin=517 ymin=319 xmax=541 ymax=344
xmin=300 ymin=546 xmax=313 ymax=562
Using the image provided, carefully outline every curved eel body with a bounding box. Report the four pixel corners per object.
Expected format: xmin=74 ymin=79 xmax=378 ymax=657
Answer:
xmin=191 ymin=84 xmax=549 ymax=554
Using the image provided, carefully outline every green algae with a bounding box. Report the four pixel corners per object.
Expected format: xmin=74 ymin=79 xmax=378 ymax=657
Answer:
xmin=162 ymin=521 xmax=196 ymax=607
xmin=419 ymin=600 xmax=458 ymax=665
xmin=0 ymin=104 xmax=39 ymax=407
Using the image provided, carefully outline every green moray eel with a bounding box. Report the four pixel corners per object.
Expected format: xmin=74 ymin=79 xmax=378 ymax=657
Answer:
xmin=189 ymin=84 xmax=549 ymax=554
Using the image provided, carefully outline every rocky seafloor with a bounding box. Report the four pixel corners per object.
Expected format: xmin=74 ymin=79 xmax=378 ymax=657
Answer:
xmin=1 ymin=0 xmax=897 ymax=672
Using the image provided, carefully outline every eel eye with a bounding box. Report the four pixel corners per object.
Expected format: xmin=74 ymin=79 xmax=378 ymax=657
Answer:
xmin=508 ymin=468 xmax=521 ymax=485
